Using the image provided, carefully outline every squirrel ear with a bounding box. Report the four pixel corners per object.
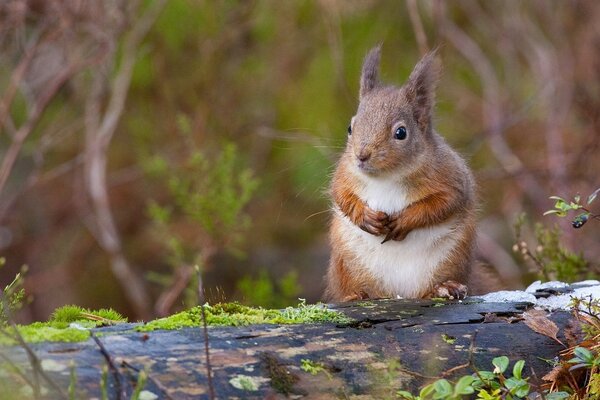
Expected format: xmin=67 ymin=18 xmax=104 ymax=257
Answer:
xmin=404 ymin=49 xmax=441 ymax=131
xmin=359 ymin=45 xmax=381 ymax=99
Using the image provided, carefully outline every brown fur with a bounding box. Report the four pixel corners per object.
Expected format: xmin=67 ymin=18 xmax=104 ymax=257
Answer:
xmin=325 ymin=47 xmax=487 ymax=302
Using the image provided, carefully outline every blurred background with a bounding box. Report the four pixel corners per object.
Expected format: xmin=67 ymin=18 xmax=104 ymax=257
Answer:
xmin=1 ymin=0 xmax=599 ymax=322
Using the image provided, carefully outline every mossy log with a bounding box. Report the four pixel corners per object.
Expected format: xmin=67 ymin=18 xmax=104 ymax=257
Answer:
xmin=0 ymin=298 xmax=577 ymax=399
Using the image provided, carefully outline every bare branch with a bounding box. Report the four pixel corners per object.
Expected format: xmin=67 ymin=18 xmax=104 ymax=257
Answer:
xmin=406 ymin=0 xmax=429 ymax=55
xmin=434 ymin=1 xmax=546 ymax=207
xmin=83 ymin=0 xmax=168 ymax=319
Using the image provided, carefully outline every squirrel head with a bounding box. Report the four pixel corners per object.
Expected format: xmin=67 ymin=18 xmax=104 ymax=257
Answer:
xmin=347 ymin=46 xmax=441 ymax=176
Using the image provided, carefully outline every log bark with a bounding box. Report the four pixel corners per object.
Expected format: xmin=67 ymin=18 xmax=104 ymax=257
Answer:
xmin=0 ymin=296 xmax=577 ymax=399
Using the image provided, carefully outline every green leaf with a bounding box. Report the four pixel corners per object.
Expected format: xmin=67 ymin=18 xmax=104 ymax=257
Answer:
xmin=504 ymin=377 xmax=530 ymax=397
xmin=454 ymin=375 xmax=475 ymax=395
xmin=397 ymin=390 xmax=416 ymax=400
xmin=543 ymin=210 xmax=561 ymax=216
xmin=441 ymin=333 xmax=456 ymax=344
xmin=587 ymin=188 xmax=600 ymax=205
xmin=477 ymin=371 xmax=496 ymax=381
xmin=574 ymin=347 xmax=594 ymax=363
xmin=492 ymin=356 xmax=509 ymax=374
xmin=432 ymin=379 xmax=453 ymax=398
xmin=514 ymin=382 xmax=530 ymax=397
xmin=419 ymin=383 xmax=436 ymax=398
xmin=512 ymin=360 xmax=525 ymax=380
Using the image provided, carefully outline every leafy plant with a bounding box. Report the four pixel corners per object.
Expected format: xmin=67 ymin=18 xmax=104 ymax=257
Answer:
xmin=544 ymin=188 xmax=600 ymax=228
xmin=397 ymin=356 xmax=568 ymax=400
xmin=513 ymin=214 xmax=592 ymax=282
xmin=140 ymin=113 xmax=259 ymax=309
xmin=0 ymin=258 xmax=28 ymax=325
xmin=300 ymin=359 xmax=331 ymax=379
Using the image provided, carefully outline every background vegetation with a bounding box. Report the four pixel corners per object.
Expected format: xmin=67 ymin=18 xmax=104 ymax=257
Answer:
xmin=1 ymin=0 xmax=599 ymax=321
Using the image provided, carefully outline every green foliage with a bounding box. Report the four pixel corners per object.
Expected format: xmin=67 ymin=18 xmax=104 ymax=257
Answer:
xmin=568 ymin=347 xmax=600 ymax=371
xmin=0 ymin=258 xmax=28 ymax=325
xmin=50 ymin=305 xmax=127 ymax=326
xmin=300 ymin=359 xmax=331 ymax=379
xmin=137 ymin=299 xmax=352 ymax=331
xmin=397 ymin=357 xmax=569 ymax=400
xmin=68 ymin=361 xmax=77 ymax=400
xmin=140 ymin=113 xmax=259 ymax=307
xmin=237 ymin=269 xmax=301 ymax=308
xmin=130 ymin=370 xmax=148 ymax=400
xmin=544 ymin=188 xmax=600 ymax=228
xmin=0 ymin=305 xmax=126 ymax=345
xmin=513 ymin=214 xmax=592 ymax=282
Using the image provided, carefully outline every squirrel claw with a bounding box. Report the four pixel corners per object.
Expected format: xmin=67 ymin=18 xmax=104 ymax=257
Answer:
xmin=428 ymin=280 xmax=468 ymax=300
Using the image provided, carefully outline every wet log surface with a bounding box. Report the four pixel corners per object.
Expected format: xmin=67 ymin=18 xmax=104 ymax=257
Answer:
xmin=1 ymin=298 xmax=574 ymax=399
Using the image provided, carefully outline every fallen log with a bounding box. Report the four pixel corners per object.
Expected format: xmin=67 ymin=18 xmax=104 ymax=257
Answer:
xmin=2 ymin=282 xmax=596 ymax=399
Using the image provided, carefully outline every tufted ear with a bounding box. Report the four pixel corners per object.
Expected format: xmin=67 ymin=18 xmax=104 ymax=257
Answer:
xmin=359 ymin=45 xmax=382 ymax=99
xmin=404 ymin=50 xmax=441 ymax=132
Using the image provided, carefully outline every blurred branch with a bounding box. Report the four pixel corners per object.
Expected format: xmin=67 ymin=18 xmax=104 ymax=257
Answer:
xmin=0 ymin=51 xmax=102 ymax=197
xmin=434 ymin=1 xmax=546 ymax=207
xmin=84 ymin=0 xmax=167 ymax=319
xmin=406 ymin=0 xmax=429 ymax=55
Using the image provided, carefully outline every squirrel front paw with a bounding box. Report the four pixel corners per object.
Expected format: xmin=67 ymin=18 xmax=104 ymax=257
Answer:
xmin=381 ymin=213 xmax=412 ymax=243
xmin=358 ymin=208 xmax=389 ymax=236
xmin=427 ymin=280 xmax=468 ymax=300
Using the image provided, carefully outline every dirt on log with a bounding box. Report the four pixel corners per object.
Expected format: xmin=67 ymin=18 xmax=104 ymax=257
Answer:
xmin=0 ymin=298 xmax=576 ymax=399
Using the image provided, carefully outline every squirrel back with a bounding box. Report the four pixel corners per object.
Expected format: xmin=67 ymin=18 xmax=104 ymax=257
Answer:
xmin=325 ymin=46 xmax=481 ymax=302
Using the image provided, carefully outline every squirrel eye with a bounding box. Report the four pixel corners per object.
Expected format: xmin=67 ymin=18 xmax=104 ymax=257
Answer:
xmin=394 ymin=126 xmax=407 ymax=140
xmin=347 ymin=124 xmax=352 ymax=135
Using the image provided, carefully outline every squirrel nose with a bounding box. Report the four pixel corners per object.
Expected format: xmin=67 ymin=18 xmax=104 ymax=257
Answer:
xmin=357 ymin=150 xmax=371 ymax=162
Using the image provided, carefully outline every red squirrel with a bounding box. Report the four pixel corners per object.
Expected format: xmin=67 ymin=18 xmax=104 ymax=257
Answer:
xmin=325 ymin=46 xmax=480 ymax=302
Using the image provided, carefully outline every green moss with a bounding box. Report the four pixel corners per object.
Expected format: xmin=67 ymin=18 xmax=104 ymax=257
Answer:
xmin=137 ymin=300 xmax=352 ymax=332
xmin=0 ymin=324 xmax=90 ymax=345
xmin=50 ymin=305 xmax=127 ymax=325
xmin=0 ymin=305 xmax=127 ymax=345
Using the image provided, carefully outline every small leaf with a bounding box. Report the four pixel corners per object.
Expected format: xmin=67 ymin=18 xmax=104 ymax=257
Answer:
xmin=441 ymin=333 xmax=456 ymax=344
xmin=454 ymin=375 xmax=475 ymax=395
xmin=433 ymin=379 xmax=453 ymax=397
xmin=492 ymin=356 xmax=509 ymax=374
xmin=549 ymin=196 xmax=566 ymax=202
xmin=543 ymin=210 xmax=561 ymax=216
xmin=587 ymin=188 xmax=600 ymax=205
xmin=397 ymin=390 xmax=415 ymax=400
xmin=574 ymin=347 xmax=594 ymax=363
xmin=522 ymin=309 xmax=564 ymax=346
xmin=477 ymin=371 xmax=496 ymax=381
xmin=574 ymin=194 xmax=581 ymax=204
xmin=568 ymin=363 xmax=589 ymax=372
xmin=419 ymin=383 xmax=436 ymax=398
xmin=512 ymin=360 xmax=525 ymax=380
xmin=514 ymin=382 xmax=530 ymax=397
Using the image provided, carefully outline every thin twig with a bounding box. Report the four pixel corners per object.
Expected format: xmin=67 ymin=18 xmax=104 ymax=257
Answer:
xmin=0 ymin=293 xmax=68 ymax=399
xmin=154 ymin=265 xmax=193 ymax=317
xmin=406 ymin=0 xmax=428 ymax=55
xmin=83 ymin=0 xmax=167 ymax=319
xmin=90 ymin=331 xmax=126 ymax=400
xmin=196 ymin=267 xmax=215 ymax=400
xmin=0 ymin=352 xmax=36 ymax=390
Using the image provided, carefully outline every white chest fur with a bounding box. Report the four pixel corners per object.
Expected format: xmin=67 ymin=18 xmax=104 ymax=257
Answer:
xmin=340 ymin=172 xmax=458 ymax=298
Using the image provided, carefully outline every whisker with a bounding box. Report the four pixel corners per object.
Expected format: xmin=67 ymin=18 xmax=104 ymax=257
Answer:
xmin=304 ymin=209 xmax=331 ymax=221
